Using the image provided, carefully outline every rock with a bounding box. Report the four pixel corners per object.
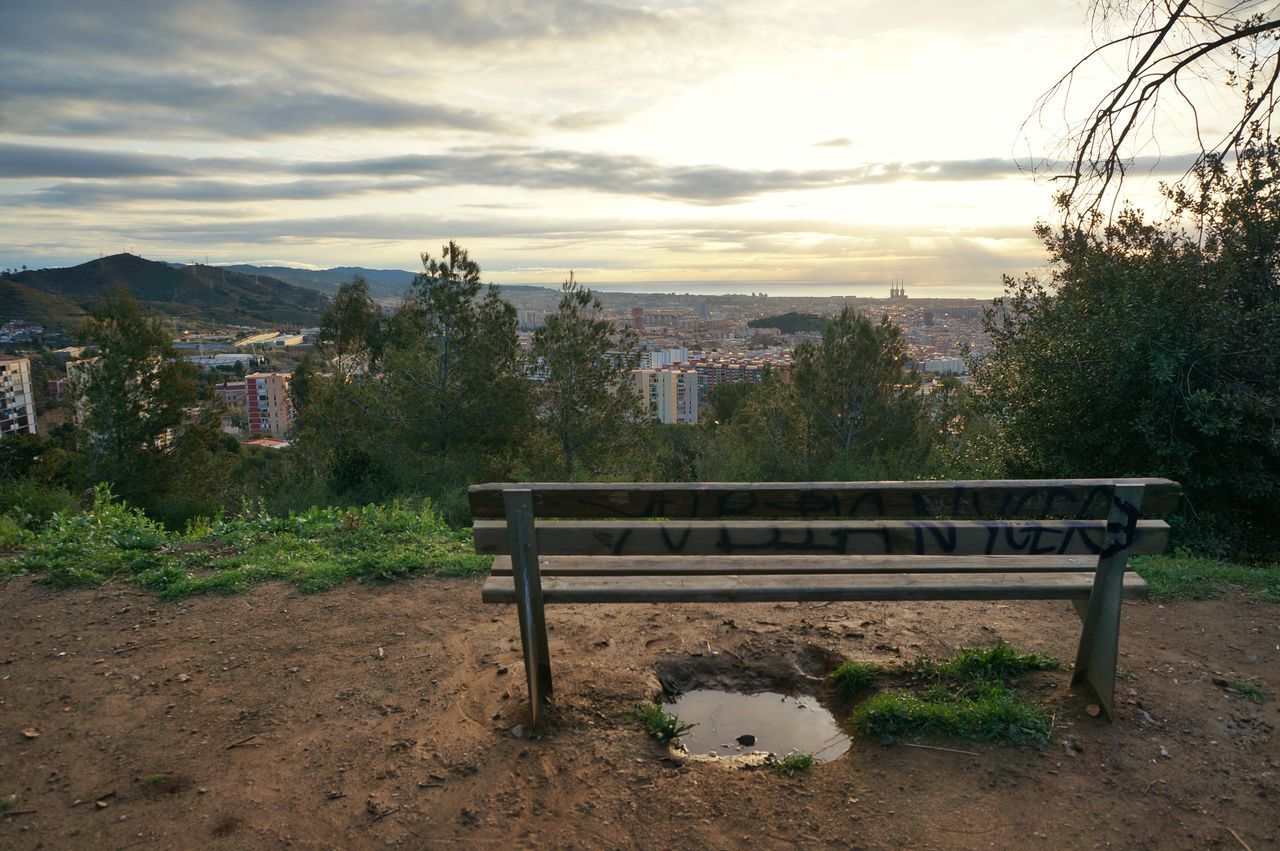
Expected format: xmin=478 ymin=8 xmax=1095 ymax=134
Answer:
xmin=95 ymin=800 xmax=108 ymax=809
xmin=20 ymin=727 xmax=41 ymax=739
xmin=510 ymin=725 xmax=524 ymax=739
xmin=737 ymin=734 xmax=756 ymax=747
xmin=1086 ymin=704 xmax=1102 ymax=717
xmin=177 ymin=673 xmax=191 ymax=683
xmin=1159 ymin=746 xmax=1170 ymax=759
xmin=1064 ymin=737 xmax=1083 ymax=758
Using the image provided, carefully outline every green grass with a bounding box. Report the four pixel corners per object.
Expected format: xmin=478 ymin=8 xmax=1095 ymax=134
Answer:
xmin=848 ymin=643 xmax=1058 ymax=747
xmin=627 ymin=702 xmax=695 ymax=745
xmin=1133 ymin=553 xmax=1280 ymax=603
xmin=1225 ymin=680 xmax=1269 ymax=702
xmin=768 ymin=752 xmax=816 ymax=776
xmin=2 ymin=484 xmax=492 ymax=599
xmin=851 ymin=684 xmax=1052 ymax=745
xmin=144 ymin=773 xmax=168 ymax=785
xmin=829 ymin=661 xmax=881 ymax=701
xmin=906 ymin=644 xmax=1059 ymax=684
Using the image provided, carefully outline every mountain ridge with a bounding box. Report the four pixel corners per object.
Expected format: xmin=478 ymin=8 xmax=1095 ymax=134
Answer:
xmin=4 ymin=254 xmax=329 ymax=329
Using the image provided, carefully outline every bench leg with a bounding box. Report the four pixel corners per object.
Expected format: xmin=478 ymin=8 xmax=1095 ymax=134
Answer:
xmin=1071 ymin=484 xmax=1144 ymax=720
xmin=504 ymin=489 xmax=553 ymax=726
xmin=1071 ymin=598 xmax=1089 ymax=621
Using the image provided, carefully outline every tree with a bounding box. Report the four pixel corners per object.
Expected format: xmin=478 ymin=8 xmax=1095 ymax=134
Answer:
xmin=707 ymin=308 xmax=938 ymax=480
xmin=72 ymin=290 xmax=197 ymax=489
xmin=529 ymin=273 xmax=642 ymax=479
xmin=372 ymin=243 xmax=528 ymax=513
xmin=973 ymin=151 xmax=1280 ymax=555
xmin=1034 ymin=0 xmax=1280 ymax=219
xmin=71 ymin=289 xmax=228 ymax=521
xmin=318 ymin=276 xmax=383 ymax=377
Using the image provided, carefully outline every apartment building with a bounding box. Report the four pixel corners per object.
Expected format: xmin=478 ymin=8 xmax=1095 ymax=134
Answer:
xmin=632 ymin=367 xmax=699 ymax=425
xmin=690 ymin=355 xmax=790 ymax=396
xmin=243 ymin=372 xmax=295 ymax=437
xmin=0 ymin=355 xmax=36 ymax=437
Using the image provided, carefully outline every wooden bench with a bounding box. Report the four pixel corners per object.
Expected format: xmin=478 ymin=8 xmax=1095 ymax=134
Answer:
xmin=469 ymin=478 xmax=1180 ymax=726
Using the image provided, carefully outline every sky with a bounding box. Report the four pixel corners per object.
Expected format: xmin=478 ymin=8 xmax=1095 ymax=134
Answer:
xmin=0 ymin=0 xmax=1207 ymax=297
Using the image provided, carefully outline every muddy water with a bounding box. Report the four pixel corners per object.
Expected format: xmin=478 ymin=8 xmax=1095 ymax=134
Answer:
xmin=662 ymin=690 xmax=851 ymax=761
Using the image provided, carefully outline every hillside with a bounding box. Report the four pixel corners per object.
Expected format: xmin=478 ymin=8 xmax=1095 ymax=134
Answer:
xmin=8 ymin=254 xmax=329 ymax=328
xmin=747 ymin=312 xmax=827 ymax=334
xmin=0 ymin=277 xmax=89 ymax=330
xmin=222 ymin=263 xmax=415 ymax=300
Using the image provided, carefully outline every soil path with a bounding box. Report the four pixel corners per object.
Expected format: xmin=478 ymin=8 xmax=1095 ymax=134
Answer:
xmin=1 ymin=576 xmax=1276 ymax=849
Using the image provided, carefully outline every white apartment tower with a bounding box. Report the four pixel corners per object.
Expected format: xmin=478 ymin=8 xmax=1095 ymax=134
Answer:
xmin=0 ymin=356 xmax=36 ymax=437
xmin=632 ymin=367 xmax=699 ymax=425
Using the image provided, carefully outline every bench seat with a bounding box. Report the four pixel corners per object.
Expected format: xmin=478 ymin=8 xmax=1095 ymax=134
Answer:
xmin=482 ymin=563 xmax=1148 ymax=604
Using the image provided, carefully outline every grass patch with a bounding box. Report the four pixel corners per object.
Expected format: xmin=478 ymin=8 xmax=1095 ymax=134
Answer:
xmin=144 ymin=773 xmax=168 ymax=785
xmin=767 ymin=752 xmax=816 ymax=776
xmin=851 ymin=684 xmax=1053 ymax=746
xmin=627 ymin=702 xmax=695 ymax=745
xmin=1226 ymin=680 xmax=1269 ymax=702
xmin=906 ymin=643 xmax=1059 ymax=684
xmin=1133 ymin=552 xmax=1280 ymax=603
xmin=8 ymin=485 xmax=493 ymax=599
xmin=829 ymin=661 xmax=881 ymax=701
xmin=848 ymin=643 xmax=1058 ymax=747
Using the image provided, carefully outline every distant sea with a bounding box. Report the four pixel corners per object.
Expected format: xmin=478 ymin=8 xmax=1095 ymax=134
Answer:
xmin=513 ymin=280 xmax=1005 ymax=300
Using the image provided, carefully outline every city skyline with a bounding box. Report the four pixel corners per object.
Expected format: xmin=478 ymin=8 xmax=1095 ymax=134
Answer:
xmin=1 ymin=1 xmax=1219 ymax=296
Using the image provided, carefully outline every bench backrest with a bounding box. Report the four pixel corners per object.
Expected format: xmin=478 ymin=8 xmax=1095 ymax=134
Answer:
xmin=469 ymin=479 xmax=1179 ymax=559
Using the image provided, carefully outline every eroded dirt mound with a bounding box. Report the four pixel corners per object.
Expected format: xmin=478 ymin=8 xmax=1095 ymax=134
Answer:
xmin=654 ymin=641 xmax=842 ymax=697
xmin=0 ymin=576 xmax=1276 ymax=849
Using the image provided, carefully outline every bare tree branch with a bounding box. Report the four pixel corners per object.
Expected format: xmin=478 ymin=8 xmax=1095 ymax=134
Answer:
xmin=1027 ymin=0 xmax=1280 ymax=222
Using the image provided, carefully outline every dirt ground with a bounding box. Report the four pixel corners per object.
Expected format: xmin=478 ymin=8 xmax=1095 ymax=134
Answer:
xmin=0 ymin=574 xmax=1276 ymax=850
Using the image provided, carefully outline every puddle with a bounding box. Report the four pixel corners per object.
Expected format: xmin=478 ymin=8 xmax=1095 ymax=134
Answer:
xmin=663 ymin=689 xmax=851 ymax=762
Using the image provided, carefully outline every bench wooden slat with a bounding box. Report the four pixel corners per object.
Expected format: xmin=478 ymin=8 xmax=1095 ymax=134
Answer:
xmin=481 ymin=571 xmax=1150 ymax=604
xmin=488 ymin=554 xmax=1111 ymax=575
xmin=468 ymin=479 xmax=1181 ymax=519
xmin=473 ymin=519 xmax=1170 ymax=557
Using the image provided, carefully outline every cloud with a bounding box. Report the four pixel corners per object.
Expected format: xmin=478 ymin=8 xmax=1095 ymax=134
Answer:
xmin=0 ymin=63 xmax=506 ymax=139
xmin=1 ymin=142 xmax=1042 ymax=205
xmin=814 ymin=137 xmax=853 ymax=148
xmin=551 ymin=111 xmax=623 ymax=131
xmin=4 ymin=140 xmax=1207 ymax=208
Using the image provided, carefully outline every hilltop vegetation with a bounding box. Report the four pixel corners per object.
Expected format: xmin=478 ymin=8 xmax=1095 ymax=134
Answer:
xmin=747 ymin=312 xmax=827 ymax=334
xmin=5 ymin=253 xmax=328 ymax=328
xmin=0 ymin=277 xmax=88 ymax=330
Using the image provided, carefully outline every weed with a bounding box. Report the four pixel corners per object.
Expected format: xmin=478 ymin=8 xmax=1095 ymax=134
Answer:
xmin=144 ymin=773 xmax=168 ymax=785
xmin=1133 ymin=553 xmax=1280 ymax=603
xmin=829 ymin=661 xmax=881 ymax=701
xmin=0 ymin=514 xmax=34 ymax=551
xmin=627 ymin=702 xmax=695 ymax=745
xmin=768 ymin=752 xmax=816 ymax=776
xmin=0 ymin=796 xmax=14 ymax=814
xmin=1226 ymin=680 xmax=1269 ymax=702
